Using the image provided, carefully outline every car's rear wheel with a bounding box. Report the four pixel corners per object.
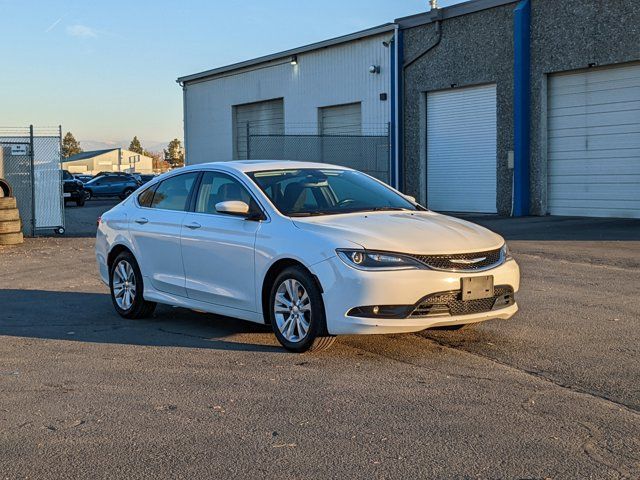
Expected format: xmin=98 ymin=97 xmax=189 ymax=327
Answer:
xmin=109 ymin=251 xmax=156 ymax=319
xmin=120 ymin=188 xmax=134 ymax=199
xmin=269 ymin=266 xmax=335 ymax=353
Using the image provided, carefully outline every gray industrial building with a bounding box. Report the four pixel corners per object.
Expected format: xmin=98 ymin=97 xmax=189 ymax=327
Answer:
xmin=398 ymin=0 xmax=640 ymax=218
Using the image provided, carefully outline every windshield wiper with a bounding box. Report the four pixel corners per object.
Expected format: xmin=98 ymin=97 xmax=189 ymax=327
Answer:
xmin=367 ymin=207 xmax=410 ymax=212
xmin=287 ymin=211 xmax=332 ymax=217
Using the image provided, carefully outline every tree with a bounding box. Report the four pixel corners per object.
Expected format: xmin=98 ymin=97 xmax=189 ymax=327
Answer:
xmin=129 ymin=136 xmax=143 ymax=154
xmin=144 ymin=150 xmax=170 ymax=173
xmin=61 ymin=132 xmax=82 ymax=158
xmin=164 ymin=138 xmax=185 ymax=168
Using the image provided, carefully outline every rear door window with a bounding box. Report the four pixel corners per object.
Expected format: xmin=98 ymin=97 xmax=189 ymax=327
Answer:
xmin=137 ymin=184 xmax=158 ymax=208
xmin=150 ymin=173 xmax=199 ymax=211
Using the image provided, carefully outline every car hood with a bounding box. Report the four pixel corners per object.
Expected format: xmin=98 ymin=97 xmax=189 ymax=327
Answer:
xmin=291 ymin=211 xmax=504 ymax=254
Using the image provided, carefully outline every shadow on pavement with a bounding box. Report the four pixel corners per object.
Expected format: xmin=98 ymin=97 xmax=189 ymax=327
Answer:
xmin=0 ymin=289 xmax=282 ymax=353
xmin=452 ymin=214 xmax=640 ymax=241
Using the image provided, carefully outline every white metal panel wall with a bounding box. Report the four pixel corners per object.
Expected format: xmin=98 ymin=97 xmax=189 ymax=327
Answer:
xmin=426 ymin=84 xmax=497 ymax=213
xmin=184 ymin=32 xmax=391 ymax=164
xmin=547 ymin=63 xmax=640 ymax=218
xmin=234 ymin=99 xmax=284 ymax=159
xmin=320 ymin=103 xmax=362 ymax=135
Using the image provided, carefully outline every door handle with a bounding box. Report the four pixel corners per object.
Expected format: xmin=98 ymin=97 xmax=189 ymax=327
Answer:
xmin=134 ymin=217 xmax=149 ymax=225
xmin=185 ymin=222 xmax=201 ymax=230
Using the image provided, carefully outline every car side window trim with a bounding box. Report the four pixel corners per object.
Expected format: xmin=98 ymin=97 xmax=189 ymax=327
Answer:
xmin=189 ymin=169 xmax=269 ymax=221
xmin=136 ymin=183 xmax=159 ymax=208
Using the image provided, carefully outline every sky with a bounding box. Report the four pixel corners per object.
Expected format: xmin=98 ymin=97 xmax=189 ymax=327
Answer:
xmin=0 ymin=0 xmax=462 ymax=151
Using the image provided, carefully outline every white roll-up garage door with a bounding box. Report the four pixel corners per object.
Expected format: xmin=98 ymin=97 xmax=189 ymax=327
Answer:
xmin=234 ymin=99 xmax=284 ymax=160
xmin=548 ymin=63 xmax=640 ymax=218
xmin=427 ymin=84 xmax=497 ymax=213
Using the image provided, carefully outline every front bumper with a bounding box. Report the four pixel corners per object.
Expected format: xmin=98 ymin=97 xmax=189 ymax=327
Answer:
xmin=312 ymin=256 xmax=520 ymax=335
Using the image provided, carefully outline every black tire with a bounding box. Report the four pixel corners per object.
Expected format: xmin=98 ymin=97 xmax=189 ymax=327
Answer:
xmin=76 ymin=198 xmax=85 ymax=207
xmin=109 ymin=251 xmax=156 ymax=319
xmin=85 ymin=190 xmax=93 ymax=200
xmin=0 ymin=178 xmax=13 ymax=197
xmin=120 ymin=188 xmax=134 ymax=199
xmin=268 ymin=266 xmax=335 ymax=353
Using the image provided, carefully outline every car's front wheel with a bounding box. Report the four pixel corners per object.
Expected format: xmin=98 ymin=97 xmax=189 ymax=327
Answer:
xmin=109 ymin=251 xmax=156 ymax=319
xmin=268 ymin=266 xmax=335 ymax=353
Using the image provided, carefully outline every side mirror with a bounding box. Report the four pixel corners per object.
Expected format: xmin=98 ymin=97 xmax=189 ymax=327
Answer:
xmin=215 ymin=200 xmax=250 ymax=216
xmin=403 ymin=194 xmax=416 ymax=203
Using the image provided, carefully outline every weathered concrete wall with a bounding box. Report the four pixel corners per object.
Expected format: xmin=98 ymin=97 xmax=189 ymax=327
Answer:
xmin=402 ymin=2 xmax=517 ymax=214
xmin=402 ymin=0 xmax=640 ymax=215
xmin=529 ymin=0 xmax=640 ymax=215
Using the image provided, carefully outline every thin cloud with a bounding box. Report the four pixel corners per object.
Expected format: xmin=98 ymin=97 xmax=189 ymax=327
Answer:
xmin=44 ymin=17 xmax=63 ymax=33
xmin=66 ymin=24 xmax=98 ymax=38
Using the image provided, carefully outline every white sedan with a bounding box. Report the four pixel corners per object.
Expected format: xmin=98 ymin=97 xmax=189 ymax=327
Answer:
xmin=96 ymin=161 xmax=520 ymax=352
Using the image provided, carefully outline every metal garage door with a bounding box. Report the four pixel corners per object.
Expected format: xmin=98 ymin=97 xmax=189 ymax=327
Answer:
xmin=320 ymin=103 xmax=362 ymax=135
xmin=427 ymin=84 xmax=497 ymax=213
xmin=548 ymin=63 xmax=640 ymax=218
xmin=234 ymin=99 xmax=284 ymax=159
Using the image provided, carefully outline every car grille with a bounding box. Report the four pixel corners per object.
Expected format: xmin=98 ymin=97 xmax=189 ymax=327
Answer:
xmin=410 ymin=286 xmax=514 ymax=318
xmin=409 ymin=248 xmax=503 ymax=271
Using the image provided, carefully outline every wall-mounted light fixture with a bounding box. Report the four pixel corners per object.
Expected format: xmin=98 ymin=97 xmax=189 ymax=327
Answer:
xmin=290 ymin=55 xmax=298 ymax=65
xmin=369 ymin=65 xmax=380 ymax=74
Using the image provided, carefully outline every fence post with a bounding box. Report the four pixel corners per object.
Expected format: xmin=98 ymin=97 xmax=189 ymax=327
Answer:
xmin=58 ymin=125 xmax=65 ymax=224
xmin=246 ymin=122 xmax=251 ymax=159
xmin=387 ymin=122 xmax=392 ymax=187
xmin=29 ymin=125 xmax=36 ymax=236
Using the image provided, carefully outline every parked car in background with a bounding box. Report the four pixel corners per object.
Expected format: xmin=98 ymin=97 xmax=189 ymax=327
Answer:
xmin=94 ymin=171 xmax=142 ymax=184
xmin=62 ymin=170 xmax=86 ymax=207
xmin=84 ymin=174 xmax=140 ymax=200
xmin=96 ymin=161 xmax=520 ymax=353
xmin=74 ymin=174 xmax=94 ymax=183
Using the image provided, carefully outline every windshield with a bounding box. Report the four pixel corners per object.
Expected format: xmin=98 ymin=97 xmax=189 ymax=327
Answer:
xmin=62 ymin=171 xmax=73 ymax=180
xmin=248 ymin=168 xmax=421 ymax=217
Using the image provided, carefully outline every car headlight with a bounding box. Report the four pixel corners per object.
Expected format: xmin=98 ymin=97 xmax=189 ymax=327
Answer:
xmin=336 ymin=249 xmax=424 ymax=270
xmin=501 ymin=242 xmax=513 ymax=261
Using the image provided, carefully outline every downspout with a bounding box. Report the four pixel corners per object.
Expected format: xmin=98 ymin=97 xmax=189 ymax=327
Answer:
xmin=513 ymin=0 xmax=531 ymax=216
xmin=389 ymin=25 xmax=399 ymax=189
xmin=401 ymin=8 xmax=443 ymax=193
xmin=179 ymin=80 xmax=188 ymax=166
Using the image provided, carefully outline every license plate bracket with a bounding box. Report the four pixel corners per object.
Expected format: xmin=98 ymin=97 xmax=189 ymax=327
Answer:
xmin=461 ymin=276 xmax=494 ymax=301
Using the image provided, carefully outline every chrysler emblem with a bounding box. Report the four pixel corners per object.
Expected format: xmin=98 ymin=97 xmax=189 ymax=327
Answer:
xmin=450 ymin=257 xmax=487 ymax=265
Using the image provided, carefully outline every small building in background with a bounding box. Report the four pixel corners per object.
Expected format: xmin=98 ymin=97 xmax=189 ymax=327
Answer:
xmin=63 ymin=148 xmax=154 ymax=175
xmin=178 ymin=24 xmax=400 ymax=186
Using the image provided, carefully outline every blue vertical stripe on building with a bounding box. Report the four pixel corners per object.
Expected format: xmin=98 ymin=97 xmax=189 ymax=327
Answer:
xmin=513 ymin=0 xmax=531 ymax=216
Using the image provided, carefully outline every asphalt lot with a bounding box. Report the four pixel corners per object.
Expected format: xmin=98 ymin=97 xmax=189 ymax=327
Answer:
xmin=1 ymin=199 xmax=639 ymax=479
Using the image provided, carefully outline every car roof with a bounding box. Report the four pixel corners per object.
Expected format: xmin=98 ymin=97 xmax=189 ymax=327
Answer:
xmin=177 ymin=160 xmax=354 ymax=174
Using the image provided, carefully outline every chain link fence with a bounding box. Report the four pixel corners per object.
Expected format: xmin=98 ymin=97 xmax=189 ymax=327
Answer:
xmin=247 ymin=124 xmax=391 ymax=183
xmin=0 ymin=126 xmax=64 ymax=236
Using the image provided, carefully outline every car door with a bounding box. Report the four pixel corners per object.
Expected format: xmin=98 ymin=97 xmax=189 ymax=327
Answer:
xmin=105 ymin=177 xmax=126 ymax=196
xmin=128 ymin=171 xmax=200 ymax=297
xmin=181 ymin=170 xmax=262 ymax=311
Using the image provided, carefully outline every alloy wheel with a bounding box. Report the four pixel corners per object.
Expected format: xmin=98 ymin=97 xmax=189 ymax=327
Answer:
xmin=274 ymin=278 xmax=311 ymax=343
xmin=113 ymin=259 xmax=136 ymax=310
